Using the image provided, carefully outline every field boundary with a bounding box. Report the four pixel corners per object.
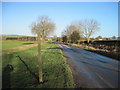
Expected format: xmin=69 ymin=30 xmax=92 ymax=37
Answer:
xmin=2 ymin=44 xmax=37 ymax=54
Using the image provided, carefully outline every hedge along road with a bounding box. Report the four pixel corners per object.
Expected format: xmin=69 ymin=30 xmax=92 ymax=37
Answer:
xmin=57 ymin=42 xmax=119 ymax=88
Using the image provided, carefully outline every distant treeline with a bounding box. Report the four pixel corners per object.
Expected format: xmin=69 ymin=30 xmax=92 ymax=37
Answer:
xmin=3 ymin=36 xmax=37 ymax=41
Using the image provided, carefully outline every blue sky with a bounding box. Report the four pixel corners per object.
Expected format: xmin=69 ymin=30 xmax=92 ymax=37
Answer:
xmin=2 ymin=2 xmax=118 ymax=38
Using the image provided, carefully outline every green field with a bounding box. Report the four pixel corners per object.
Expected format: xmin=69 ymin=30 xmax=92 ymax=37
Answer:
xmin=2 ymin=35 xmax=34 ymax=38
xmin=2 ymin=41 xmax=36 ymax=50
xmin=2 ymin=41 xmax=74 ymax=88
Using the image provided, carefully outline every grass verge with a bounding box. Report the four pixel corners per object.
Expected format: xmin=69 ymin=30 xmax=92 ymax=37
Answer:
xmin=69 ymin=44 xmax=119 ymax=61
xmin=2 ymin=41 xmax=74 ymax=88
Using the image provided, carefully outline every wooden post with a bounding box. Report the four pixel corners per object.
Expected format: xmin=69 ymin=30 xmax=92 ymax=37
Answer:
xmin=37 ymin=33 xmax=43 ymax=83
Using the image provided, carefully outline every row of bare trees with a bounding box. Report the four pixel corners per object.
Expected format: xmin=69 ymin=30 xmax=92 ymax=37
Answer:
xmin=62 ymin=19 xmax=100 ymax=43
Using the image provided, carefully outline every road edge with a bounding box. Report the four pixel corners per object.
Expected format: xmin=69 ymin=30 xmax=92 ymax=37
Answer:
xmin=58 ymin=44 xmax=83 ymax=88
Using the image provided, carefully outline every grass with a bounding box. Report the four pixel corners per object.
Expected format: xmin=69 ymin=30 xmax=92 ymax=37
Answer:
xmin=68 ymin=43 xmax=93 ymax=51
xmin=2 ymin=41 xmax=74 ymax=88
xmin=75 ymin=45 xmax=92 ymax=50
xmin=2 ymin=41 xmax=36 ymax=50
xmin=2 ymin=35 xmax=37 ymax=38
xmin=2 ymin=35 xmax=30 ymax=38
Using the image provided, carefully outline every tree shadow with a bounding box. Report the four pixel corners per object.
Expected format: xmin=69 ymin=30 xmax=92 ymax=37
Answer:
xmin=44 ymin=52 xmax=61 ymax=55
xmin=22 ymin=43 xmax=34 ymax=45
xmin=16 ymin=56 xmax=39 ymax=82
xmin=47 ymin=47 xmax=62 ymax=50
xmin=2 ymin=64 xmax=14 ymax=88
xmin=2 ymin=53 xmax=49 ymax=88
xmin=47 ymin=41 xmax=55 ymax=44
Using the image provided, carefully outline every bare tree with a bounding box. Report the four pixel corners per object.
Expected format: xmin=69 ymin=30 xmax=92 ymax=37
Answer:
xmin=64 ymin=24 xmax=82 ymax=42
xmin=111 ymin=36 xmax=117 ymax=40
xmin=32 ymin=16 xmax=55 ymax=43
xmin=96 ymin=36 xmax=103 ymax=40
xmin=80 ymin=19 xmax=100 ymax=43
xmin=62 ymin=35 xmax=68 ymax=43
xmin=70 ymin=30 xmax=80 ymax=43
xmin=31 ymin=16 xmax=55 ymax=83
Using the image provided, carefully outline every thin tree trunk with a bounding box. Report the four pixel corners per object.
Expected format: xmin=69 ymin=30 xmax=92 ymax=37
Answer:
xmin=87 ymin=39 xmax=90 ymax=43
xmin=37 ymin=33 xmax=43 ymax=83
xmin=87 ymin=37 xmax=90 ymax=44
xmin=42 ymin=36 xmax=45 ymax=44
xmin=87 ymin=37 xmax=90 ymax=49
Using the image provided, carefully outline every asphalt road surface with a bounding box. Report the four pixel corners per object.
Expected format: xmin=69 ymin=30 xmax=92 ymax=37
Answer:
xmin=58 ymin=43 xmax=119 ymax=88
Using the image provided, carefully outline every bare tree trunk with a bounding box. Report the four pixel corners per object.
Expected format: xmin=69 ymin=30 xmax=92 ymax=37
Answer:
xmin=42 ymin=36 xmax=45 ymax=44
xmin=87 ymin=37 xmax=90 ymax=44
xmin=87 ymin=39 xmax=90 ymax=43
xmin=37 ymin=33 xmax=43 ymax=83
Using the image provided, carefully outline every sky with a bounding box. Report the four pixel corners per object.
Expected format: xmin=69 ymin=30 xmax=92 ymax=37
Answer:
xmin=2 ymin=2 xmax=118 ymax=38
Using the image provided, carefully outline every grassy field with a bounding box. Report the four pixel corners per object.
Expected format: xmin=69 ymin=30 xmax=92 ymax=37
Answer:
xmin=2 ymin=41 xmax=36 ymax=50
xmin=2 ymin=41 xmax=74 ymax=88
xmin=2 ymin=35 xmax=36 ymax=38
